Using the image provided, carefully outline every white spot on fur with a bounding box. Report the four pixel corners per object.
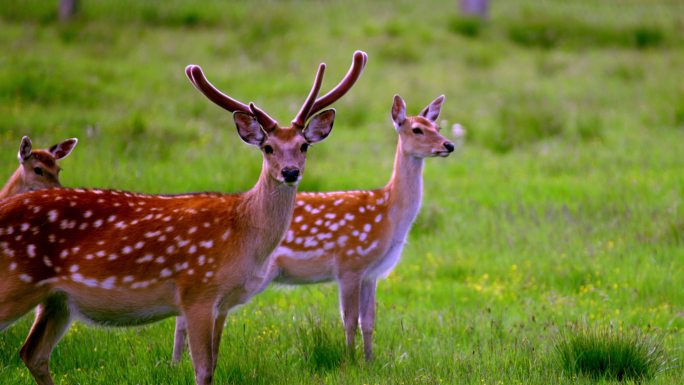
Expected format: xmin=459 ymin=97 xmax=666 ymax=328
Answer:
xmin=19 ymin=274 xmax=33 ymax=283
xmin=294 ymin=216 xmax=303 ymax=223
xmin=20 ymin=223 xmax=30 ymax=232
xmin=375 ymin=214 xmax=383 ymax=223
xmin=334 ymin=199 xmax=344 ymax=206
xmin=136 ymin=254 xmax=154 ymax=263
xmin=48 ymin=210 xmax=58 ymax=222
xmin=199 ymin=240 xmax=213 ymax=249
xmin=9 ymin=262 xmax=18 ymax=271
xmin=160 ymin=268 xmax=172 ymax=278
xmin=363 ymin=224 xmax=371 ymax=232
xmin=84 ymin=211 xmax=93 ymax=218
xmin=26 ymin=244 xmax=36 ymax=258
xmin=100 ymin=276 xmax=116 ymax=289
xmin=93 ymin=219 xmax=103 ymax=228
xmin=188 ymin=226 xmax=197 ymax=234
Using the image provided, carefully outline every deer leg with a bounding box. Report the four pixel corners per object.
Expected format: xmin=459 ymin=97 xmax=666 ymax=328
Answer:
xmin=19 ymin=294 xmax=71 ymax=385
xmin=359 ymin=278 xmax=377 ymax=361
xmin=172 ymin=316 xmax=188 ymax=364
xmin=338 ymin=273 xmax=361 ymax=354
xmin=211 ymin=311 xmax=228 ymax=372
xmin=184 ymin=303 xmax=217 ymax=385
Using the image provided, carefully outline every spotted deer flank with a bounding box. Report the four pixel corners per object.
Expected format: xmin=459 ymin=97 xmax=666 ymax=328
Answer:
xmin=173 ymin=94 xmax=456 ymax=363
xmin=0 ymin=136 xmax=78 ymax=201
xmin=0 ymin=50 xmax=367 ymax=385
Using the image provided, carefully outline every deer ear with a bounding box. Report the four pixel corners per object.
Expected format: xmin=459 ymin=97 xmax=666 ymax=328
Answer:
xmin=303 ymin=109 xmax=335 ymax=144
xmin=391 ymin=94 xmax=406 ymax=128
xmin=234 ymin=111 xmax=266 ymax=146
xmin=49 ymin=138 xmax=78 ymax=160
xmin=419 ymin=95 xmax=445 ymax=122
xmin=18 ymin=136 xmax=33 ymax=163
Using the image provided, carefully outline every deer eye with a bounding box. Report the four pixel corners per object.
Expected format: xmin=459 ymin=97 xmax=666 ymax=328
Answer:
xmin=33 ymin=167 xmax=44 ymax=176
xmin=263 ymin=145 xmax=274 ymax=154
xmin=300 ymin=143 xmax=309 ymax=153
xmin=412 ymin=127 xmax=424 ymax=135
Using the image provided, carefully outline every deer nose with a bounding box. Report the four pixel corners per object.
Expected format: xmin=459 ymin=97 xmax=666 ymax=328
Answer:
xmin=444 ymin=141 xmax=455 ymax=153
xmin=281 ymin=167 xmax=300 ymax=183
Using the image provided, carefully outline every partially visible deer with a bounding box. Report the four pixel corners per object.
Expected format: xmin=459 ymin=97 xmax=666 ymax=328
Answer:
xmin=0 ymin=50 xmax=367 ymax=385
xmin=0 ymin=136 xmax=78 ymax=200
xmin=173 ymin=95 xmax=455 ymax=362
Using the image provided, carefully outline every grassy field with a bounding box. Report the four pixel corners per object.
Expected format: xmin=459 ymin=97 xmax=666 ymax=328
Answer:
xmin=0 ymin=0 xmax=683 ymax=384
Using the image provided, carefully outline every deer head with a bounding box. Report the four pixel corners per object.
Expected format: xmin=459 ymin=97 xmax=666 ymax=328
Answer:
xmin=186 ymin=51 xmax=368 ymax=186
xmin=391 ymin=95 xmax=455 ymax=158
xmin=0 ymin=136 xmax=78 ymax=200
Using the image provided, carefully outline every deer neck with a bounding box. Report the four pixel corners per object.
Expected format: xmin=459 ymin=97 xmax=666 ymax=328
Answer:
xmin=0 ymin=168 xmax=23 ymax=200
xmin=385 ymin=138 xmax=424 ymax=241
xmin=240 ymin=160 xmax=297 ymax=261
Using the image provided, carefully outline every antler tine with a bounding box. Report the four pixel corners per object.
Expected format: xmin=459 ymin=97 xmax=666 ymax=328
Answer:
xmin=185 ymin=65 xmax=251 ymax=114
xmin=249 ymin=103 xmax=279 ymax=133
xmin=292 ymin=63 xmax=326 ymax=129
xmin=308 ymin=50 xmax=368 ymax=116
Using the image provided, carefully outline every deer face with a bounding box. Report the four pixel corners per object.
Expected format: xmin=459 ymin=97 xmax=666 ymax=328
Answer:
xmin=17 ymin=136 xmax=78 ymax=193
xmin=234 ymin=109 xmax=335 ymax=186
xmin=392 ymin=95 xmax=455 ymax=159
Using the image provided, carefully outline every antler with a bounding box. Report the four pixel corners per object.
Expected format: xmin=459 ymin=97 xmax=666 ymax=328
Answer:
xmin=292 ymin=63 xmax=326 ymax=129
xmin=249 ymin=103 xmax=279 ymax=132
xmin=186 ymin=64 xmax=280 ymax=131
xmin=185 ymin=65 xmax=251 ymax=114
xmin=307 ymin=50 xmax=367 ymax=119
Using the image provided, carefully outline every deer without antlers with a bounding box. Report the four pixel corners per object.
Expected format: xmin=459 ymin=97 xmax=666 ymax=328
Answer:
xmin=173 ymin=94 xmax=455 ymax=362
xmin=0 ymin=50 xmax=367 ymax=385
xmin=0 ymin=136 xmax=77 ymax=201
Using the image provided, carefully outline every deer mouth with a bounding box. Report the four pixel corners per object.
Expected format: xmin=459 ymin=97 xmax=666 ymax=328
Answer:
xmin=432 ymin=150 xmax=452 ymax=157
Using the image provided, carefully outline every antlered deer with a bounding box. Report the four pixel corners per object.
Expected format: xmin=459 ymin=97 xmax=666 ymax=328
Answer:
xmin=173 ymin=95 xmax=455 ymax=361
xmin=0 ymin=50 xmax=367 ymax=385
xmin=0 ymin=136 xmax=78 ymax=200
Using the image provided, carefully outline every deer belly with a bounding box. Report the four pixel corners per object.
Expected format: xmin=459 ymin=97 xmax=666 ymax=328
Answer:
xmin=60 ymin=282 xmax=178 ymax=326
xmin=273 ymin=252 xmax=334 ymax=285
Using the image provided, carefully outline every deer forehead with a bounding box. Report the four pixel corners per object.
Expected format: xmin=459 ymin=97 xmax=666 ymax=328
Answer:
xmin=409 ymin=116 xmax=438 ymax=130
xmin=267 ymin=128 xmax=306 ymax=148
xmin=26 ymin=150 xmax=58 ymax=170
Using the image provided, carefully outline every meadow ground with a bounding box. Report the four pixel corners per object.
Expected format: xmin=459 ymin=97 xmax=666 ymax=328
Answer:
xmin=0 ymin=1 xmax=682 ymax=384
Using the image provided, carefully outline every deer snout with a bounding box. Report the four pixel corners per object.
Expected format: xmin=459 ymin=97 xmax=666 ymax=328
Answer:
xmin=281 ymin=167 xmax=300 ymax=183
xmin=443 ymin=141 xmax=455 ymax=153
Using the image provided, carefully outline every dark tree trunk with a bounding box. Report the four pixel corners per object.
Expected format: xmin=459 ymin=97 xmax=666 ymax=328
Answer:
xmin=459 ymin=0 xmax=489 ymax=19
xmin=58 ymin=0 xmax=79 ymax=22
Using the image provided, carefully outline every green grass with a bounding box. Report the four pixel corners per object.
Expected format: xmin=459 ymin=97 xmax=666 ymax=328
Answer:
xmin=555 ymin=325 xmax=668 ymax=381
xmin=0 ymin=0 xmax=683 ymax=384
